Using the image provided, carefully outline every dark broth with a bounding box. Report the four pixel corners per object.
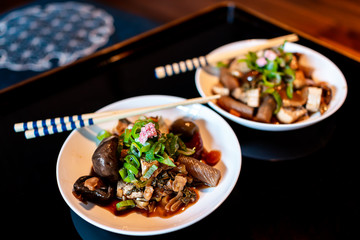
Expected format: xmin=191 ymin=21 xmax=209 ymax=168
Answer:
xmin=102 ymin=188 xmax=199 ymax=218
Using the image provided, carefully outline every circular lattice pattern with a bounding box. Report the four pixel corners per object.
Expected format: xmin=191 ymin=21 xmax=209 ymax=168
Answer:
xmin=0 ymin=1 xmax=114 ymax=71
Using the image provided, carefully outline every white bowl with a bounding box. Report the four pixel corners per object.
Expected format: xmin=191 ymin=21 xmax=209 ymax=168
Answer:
xmin=56 ymin=95 xmax=241 ymax=236
xmin=195 ymin=39 xmax=348 ymax=131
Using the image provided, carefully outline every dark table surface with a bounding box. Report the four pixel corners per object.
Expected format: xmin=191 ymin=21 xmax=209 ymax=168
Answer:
xmin=1 ymin=3 xmax=359 ymax=239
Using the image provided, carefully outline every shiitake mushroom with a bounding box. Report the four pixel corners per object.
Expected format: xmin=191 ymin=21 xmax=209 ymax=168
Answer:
xmin=73 ymin=175 xmax=114 ymax=205
xmin=169 ymin=118 xmax=199 ymax=142
xmin=92 ymin=135 xmax=119 ymax=182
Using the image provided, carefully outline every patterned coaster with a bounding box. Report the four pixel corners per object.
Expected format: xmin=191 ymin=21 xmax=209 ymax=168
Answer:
xmin=0 ymin=1 xmax=114 ymax=71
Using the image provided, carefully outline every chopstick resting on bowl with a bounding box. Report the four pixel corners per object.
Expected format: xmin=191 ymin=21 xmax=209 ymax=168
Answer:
xmin=154 ymin=33 xmax=299 ymax=79
xmin=14 ymin=95 xmax=220 ymax=139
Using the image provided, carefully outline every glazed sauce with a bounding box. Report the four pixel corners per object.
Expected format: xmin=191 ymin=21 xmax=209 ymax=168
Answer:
xmin=185 ymin=131 xmax=203 ymax=159
xmin=202 ymin=149 xmax=221 ymax=166
xmin=186 ymin=131 xmax=221 ymax=166
xmin=102 ymin=188 xmax=199 ymax=218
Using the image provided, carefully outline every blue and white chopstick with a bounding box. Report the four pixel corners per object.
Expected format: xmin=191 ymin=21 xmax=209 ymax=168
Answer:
xmin=154 ymin=34 xmax=299 ymax=79
xmin=22 ymin=112 xmax=125 ymax=139
xmin=14 ymin=95 xmax=220 ymax=139
xmin=13 ymin=111 xmax=112 ymax=132
xmin=154 ymin=56 xmax=209 ymax=79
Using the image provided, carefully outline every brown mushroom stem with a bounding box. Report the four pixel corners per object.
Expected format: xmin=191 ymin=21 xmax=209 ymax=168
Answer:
xmin=217 ymin=96 xmax=254 ymax=119
xmin=255 ymin=95 xmax=276 ymax=123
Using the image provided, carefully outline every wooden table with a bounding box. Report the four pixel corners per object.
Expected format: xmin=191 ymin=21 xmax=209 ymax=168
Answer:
xmin=104 ymin=0 xmax=360 ymax=62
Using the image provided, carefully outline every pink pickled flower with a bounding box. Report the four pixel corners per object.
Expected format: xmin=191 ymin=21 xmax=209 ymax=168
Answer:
xmin=138 ymin=122 xmax=157 ymax=144
xmin=264 ymin=50 xmax=277 ymax=61
xmin=144 ymin=122 xmax=157 ymax=138
xmin=138 ymin=131 xmax=147 ymax=145
xmin=256 ymin=57 xmax=267 ymax=67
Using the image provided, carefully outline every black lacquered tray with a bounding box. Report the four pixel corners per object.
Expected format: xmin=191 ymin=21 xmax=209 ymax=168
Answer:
xmin=2 ymin=2 xmax=359 ymax=239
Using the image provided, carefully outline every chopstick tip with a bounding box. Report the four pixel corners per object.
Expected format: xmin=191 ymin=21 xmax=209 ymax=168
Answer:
xmin=155 ymin=66 xmax=166 ymax=79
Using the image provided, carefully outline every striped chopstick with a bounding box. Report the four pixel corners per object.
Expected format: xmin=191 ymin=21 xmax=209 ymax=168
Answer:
xmin=13 ymin=111 xmax=114 ymax=132
xmin=14 ymin=95 xmax=221 ymax=139
xmin=154 ymin=34 xmax=299 ymax=79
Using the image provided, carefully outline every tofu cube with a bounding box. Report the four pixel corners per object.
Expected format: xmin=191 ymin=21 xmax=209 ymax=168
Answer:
xmin=306 ymin=87 xmax=322 ymax=112
xmin=246 ymin=88 xmax=260 ymax=107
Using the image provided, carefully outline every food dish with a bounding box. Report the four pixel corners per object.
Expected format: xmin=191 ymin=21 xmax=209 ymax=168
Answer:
xmin=195 ymin=39 xmax=348 ymax=131
xmin=57 ymin=95 xmax=241 ymax=236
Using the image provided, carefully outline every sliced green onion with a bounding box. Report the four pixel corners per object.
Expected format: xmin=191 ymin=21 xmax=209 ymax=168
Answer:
xmin=133 ymin=180 xmax=148 ymax=188
xmin=146 ymin=143 xmax=157 ymax=160
xmin=122 ymin=169 xmax=136 ymax=182
xmin=127 ymin=171 xmax=137 ymax=182
xmin=154 ymin=142 xmax=162 ymax=154
xmin=170 ymin=135 xmax=179 ymax=155
xmin=116 ymin=200 xmax=135 ymax=211
xmin=120 ymin=154 xmax=140 ymax=183
xmin=96 ymin=130 xmax=111 ymax=141
xmin=143 ymin=165 xmax=158 ymax=179
xmin=159 ymin=142 xmax=165 ymax=155
xmin=119 ymin=167 xmax=128 ymax=182
xmin=131 ymin=121 xmax=143 ymax=140
xmin=267 ymin=71 xmax=282 ymax=84
xmin=264 ymin=88 xmax=282 ymax=114
xmin=164 ymin=138 xmax=171 ymax=155
xmin=262 ymin=75 xmax=275 ymax=88
xmin=140 ymin=141 xmax=152 ymax=153
xmin=145 ymin=149 xmax=154 ymax=161
xmin=124 ymin=154 xmax=140 ymax=169
xmin=130 ymin=142 xmax=142 ymax=158
xmin=178 ymin=147 xmax=196 ymax=156
xmin=286 ymin=81 xmax=294 ymax=99
xmin=157 ymin=134 xmax=167 ymax=144
xmin=146 ymin=142 xmax=162 ymax=161
xmin=124 ymin=162 xmax=139 ymax=175
xmin=177 ymin=137 xmax=187 ymax=151
xmin=119 ymin=167 xmax=134 ymax=183
xmin=130 ymin=119 xmax=153 ymax=141
xmin=243 ymin=51 xmax=258 ymax=70
xmin=271 ymin=91 xmax=282 ymax=114
xmin=284 ymin=66 xmax=295 ymax=80
xmin=265 ymin=60 xmax=278 ymax=72
xmin=164 ymin=133 xmax=179 ymax=156
xmin=158 ymin=152 xmax=176 ymax=167
xmin=124 ymin=128 xmax=131 ymax=143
